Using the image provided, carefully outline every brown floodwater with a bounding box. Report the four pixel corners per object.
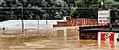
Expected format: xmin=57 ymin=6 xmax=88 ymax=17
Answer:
xmin=0 ymin=29 xmax=119 ymax=50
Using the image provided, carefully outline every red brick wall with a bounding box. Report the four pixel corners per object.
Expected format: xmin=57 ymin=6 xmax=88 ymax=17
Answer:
xmin=54 ymin=18 xmax=98 ymax=27
xmin=68 ymin=18 xmax=98 ymax=26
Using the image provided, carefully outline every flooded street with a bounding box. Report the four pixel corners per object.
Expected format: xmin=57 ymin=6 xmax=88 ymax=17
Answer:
xmin=0 ymin=28 xmax=119 ymax=50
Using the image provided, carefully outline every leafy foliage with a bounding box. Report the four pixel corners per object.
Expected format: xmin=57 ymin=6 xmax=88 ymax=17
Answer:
xmin=70 ymin=0 xmax=119 ymax=18
xmin=0 ymin=0 xmax=69 ymax=21
xmin=0 ymin=0 xmax=119 ymax=21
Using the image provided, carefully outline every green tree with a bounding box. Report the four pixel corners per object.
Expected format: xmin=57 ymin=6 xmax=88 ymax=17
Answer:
xmin=70 ymin=0 xmax=98 ymax=18
xmin=70 ymin=0 xmax=119 ymax=18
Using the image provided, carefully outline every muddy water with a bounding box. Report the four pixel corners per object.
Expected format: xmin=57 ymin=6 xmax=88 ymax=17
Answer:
xmin=0 ymin=29 xmax=119 ymax=50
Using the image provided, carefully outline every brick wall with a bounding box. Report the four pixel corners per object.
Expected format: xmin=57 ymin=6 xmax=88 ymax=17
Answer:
xmin=54 ymin=18 xmax=98 ymax=27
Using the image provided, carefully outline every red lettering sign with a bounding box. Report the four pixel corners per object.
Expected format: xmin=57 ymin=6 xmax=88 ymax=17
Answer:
xmin=98 ymin=32 xmax=115 ymax=48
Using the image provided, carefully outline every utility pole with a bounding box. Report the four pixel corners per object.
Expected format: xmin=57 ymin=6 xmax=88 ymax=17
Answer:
xmin=37 ymin=14 xmax=39 ymax=34
xmin=109 ymin=9 xmax=112 ymax=30
xmin=21 ymin=6 xmax=25 ymax=35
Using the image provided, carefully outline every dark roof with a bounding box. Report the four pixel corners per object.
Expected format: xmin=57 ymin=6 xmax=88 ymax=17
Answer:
xmin=79 ymin=25 xmax=119 ymax=32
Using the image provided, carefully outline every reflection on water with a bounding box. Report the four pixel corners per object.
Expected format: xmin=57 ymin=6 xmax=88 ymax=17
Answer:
xmin=0 ymin=29 xmax=119 ymax=50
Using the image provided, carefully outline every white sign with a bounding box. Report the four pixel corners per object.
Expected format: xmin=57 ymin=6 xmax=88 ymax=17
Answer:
xmin=98 ymin=10 xmax=110 ymax=24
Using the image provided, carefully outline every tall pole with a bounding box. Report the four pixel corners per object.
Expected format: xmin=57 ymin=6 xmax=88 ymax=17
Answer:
xmin=109 ymin=9 xmax=112 ymax=30
xmin=38 ymin=15 xmax=39 ymax=33
xmin=22 ymin=6 xmax=24 ymax=34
